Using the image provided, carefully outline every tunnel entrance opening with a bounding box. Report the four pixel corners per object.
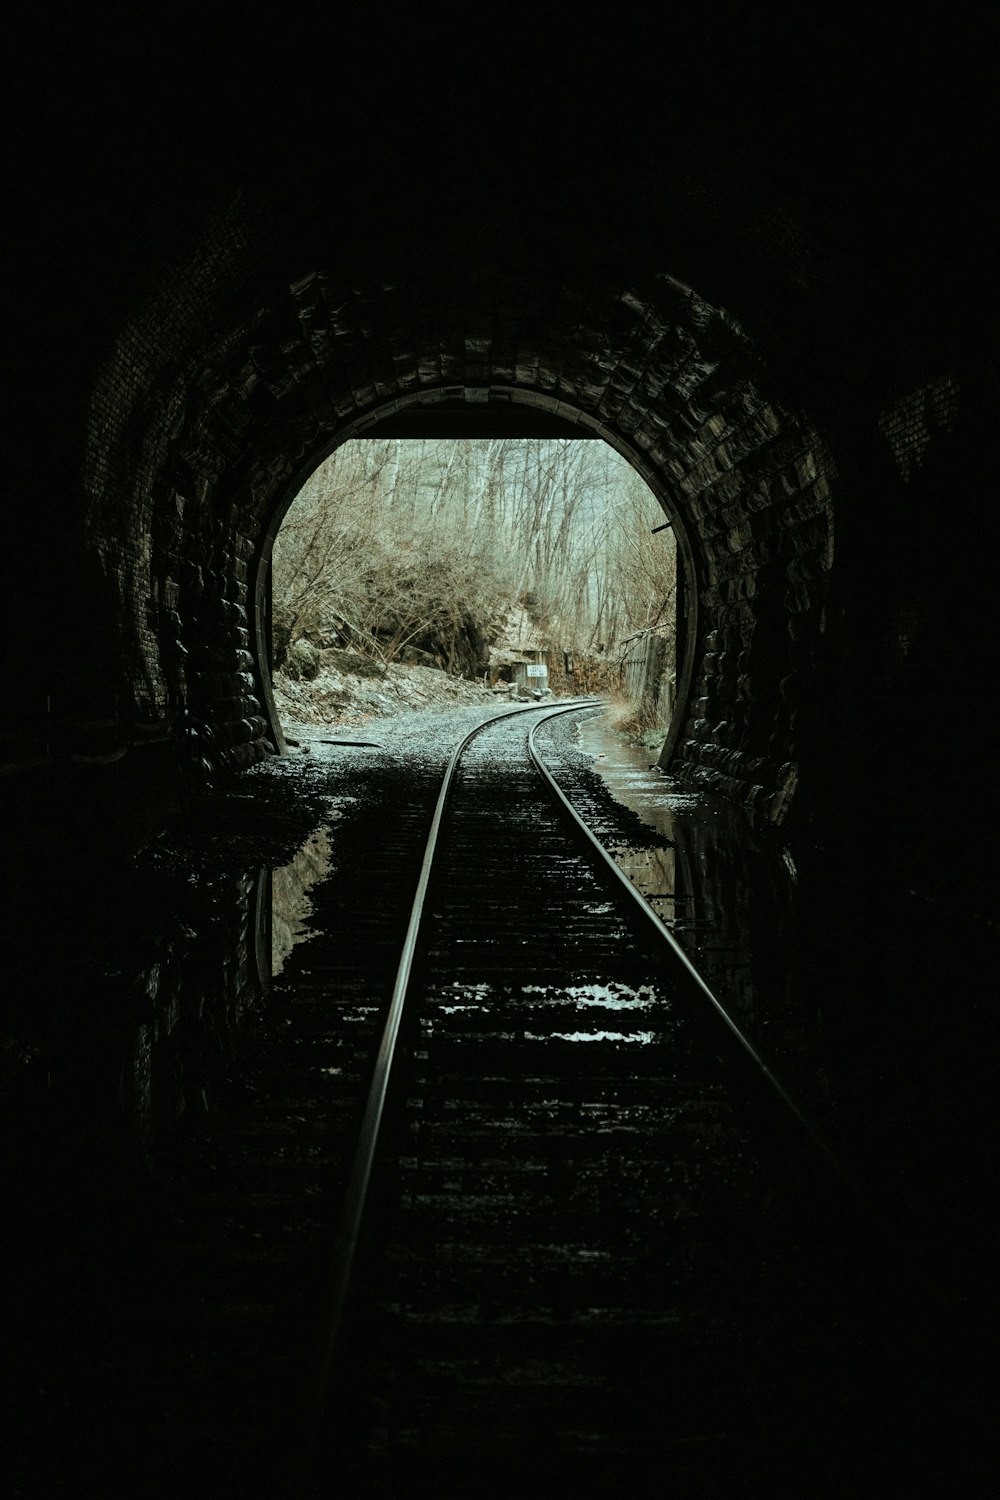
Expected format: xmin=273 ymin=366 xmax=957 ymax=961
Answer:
xmin=260 ymin=433 xmax=679 ymax=753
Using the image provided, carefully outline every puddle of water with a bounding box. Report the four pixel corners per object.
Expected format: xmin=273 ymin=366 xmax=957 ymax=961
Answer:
xmin=578 ymin=718 xmax=743 ymax=849
xmin=577 ymin=713 xmax=822 ymax=1092
xmin=547 ymin=1031 xmax=657 ymax=1045
xmin=434 ymin=980 xmax=662 ymax=1014
xmin=271 ymin=824 xmax=334 ymax=976
xmin=523 ymin=982 xmax=658 ymax=1011
xmin=427 ymin=980 xmax=668 ymax=1048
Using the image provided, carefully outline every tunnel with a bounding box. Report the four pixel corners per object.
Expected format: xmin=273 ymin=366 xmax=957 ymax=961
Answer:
xmin=11 ymin=172 xmax=862 ymax=835
xmin=56 ymin=183 xmax=837 ymax=820
xmin=8 ymin=14 xmax=996 ymax=882
xmin=4 ymin=7 xmax=998 ymax=1494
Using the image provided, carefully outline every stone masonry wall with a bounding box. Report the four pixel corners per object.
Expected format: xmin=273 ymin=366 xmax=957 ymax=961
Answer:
xmin=81 ymin=236 xmax=834 ymax=827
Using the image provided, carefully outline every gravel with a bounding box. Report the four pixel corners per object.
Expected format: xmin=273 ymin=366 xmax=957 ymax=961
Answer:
xmin=273 ymin=657 xmax=500 ymax=742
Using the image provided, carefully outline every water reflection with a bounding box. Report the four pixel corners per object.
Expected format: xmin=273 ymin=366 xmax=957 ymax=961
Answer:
xmin=271 ymin=825 xmax=333 ymax=977
xmin=577 ymin=715 xmax=826 ymax=1104
xmin=524 ymin=982 xmax=658 ymax=1012
xmin=78 ymin=816 xmax=341 ymax=1171
xmin=546 ymin=1031 xmax=657 ymax=1044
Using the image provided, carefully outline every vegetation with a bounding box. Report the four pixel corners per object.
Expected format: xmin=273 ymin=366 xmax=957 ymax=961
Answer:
xmin=272 ymin=437 xmax=675 ymax=687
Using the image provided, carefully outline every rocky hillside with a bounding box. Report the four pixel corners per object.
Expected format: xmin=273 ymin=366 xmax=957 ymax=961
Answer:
xmin=273 ymin=649 xmax=502 ymax=740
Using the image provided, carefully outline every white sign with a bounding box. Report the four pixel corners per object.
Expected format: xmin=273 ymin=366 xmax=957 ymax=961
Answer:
xmin=526 ymin=664 xmax=547 ymax=678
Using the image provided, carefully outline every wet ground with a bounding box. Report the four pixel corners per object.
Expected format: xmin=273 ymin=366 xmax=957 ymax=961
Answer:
xmin=331 ymin=708 xmax=875 ymax=1495
xmin=576 ymin=716 xmax=831 ymax=1113
xmin=3 ymin=698 xmax=998 ymax=1491
xmin=272 ymin=706 xmax=1000 ymax=1488
xmin=269 ymin=707 xmax=823 ymax=1108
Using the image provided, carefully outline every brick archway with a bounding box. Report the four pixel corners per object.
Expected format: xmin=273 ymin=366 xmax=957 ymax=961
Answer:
xmin=85 ymin=255 xmax=833 ymax=824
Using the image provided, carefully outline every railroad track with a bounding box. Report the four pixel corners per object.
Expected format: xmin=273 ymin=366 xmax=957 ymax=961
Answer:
xmin=3 ymin=701 xmax=937 ymax=1497
xmin=284 ymin=701 xmax=868 ymax=1498
xmin=0 ymin=699 xmax=935 ymax=1500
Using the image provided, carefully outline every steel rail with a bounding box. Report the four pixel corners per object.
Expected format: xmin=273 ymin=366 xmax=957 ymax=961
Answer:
xmin=293 ymin=696 xmax=597 ymax=1492
xmin=526 ymin=703 xmax=849 ymax=1178
xmin=295 ymin=695 xmax=847 ymax=1491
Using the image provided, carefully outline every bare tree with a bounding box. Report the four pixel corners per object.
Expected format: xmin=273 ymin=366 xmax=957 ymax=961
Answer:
xmin=272 ymin=436 xmax=675 ymax=680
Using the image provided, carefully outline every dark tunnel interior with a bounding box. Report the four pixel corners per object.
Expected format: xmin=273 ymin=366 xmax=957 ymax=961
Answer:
xmin=3 ymin=6 xmax=999 ymax=1493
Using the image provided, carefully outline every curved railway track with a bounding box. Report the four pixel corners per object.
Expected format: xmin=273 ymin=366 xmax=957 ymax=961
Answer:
xmin=287 ymin=701 xmax=866 ymax=1498
xmin=1 ymin=700 xmax=938 ymax=1499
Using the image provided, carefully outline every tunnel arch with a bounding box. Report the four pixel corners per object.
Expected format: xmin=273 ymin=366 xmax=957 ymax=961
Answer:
xmin=84 ymin=244 xmax=835 ymax=826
